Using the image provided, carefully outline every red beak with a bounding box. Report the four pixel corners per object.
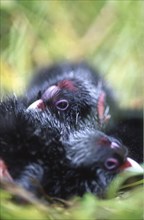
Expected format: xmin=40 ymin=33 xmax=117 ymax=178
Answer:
xmin=120 ymin=157 xmax=143 ymax=172
xmin=27 ymin=85 xmax=60 ymax=111
xmin=27 ymin=99 xmax=46 ymax=111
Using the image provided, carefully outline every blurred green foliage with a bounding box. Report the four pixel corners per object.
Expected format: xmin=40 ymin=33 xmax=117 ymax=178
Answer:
xmin=1 ymin=169 xmax=144 ymax=220
xmin=0 ymin=0 xmax=143 ymax=107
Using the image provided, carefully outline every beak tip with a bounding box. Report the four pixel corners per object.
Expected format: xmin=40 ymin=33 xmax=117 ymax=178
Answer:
xmin=27 ymin=99 xmax=45 ymax=111
xmin=120 ymin=157 xmax=143 ymax=172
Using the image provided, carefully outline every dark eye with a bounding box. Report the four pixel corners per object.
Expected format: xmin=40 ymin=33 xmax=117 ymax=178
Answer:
xmin=55 ymin=99 xmax=69 ymax=111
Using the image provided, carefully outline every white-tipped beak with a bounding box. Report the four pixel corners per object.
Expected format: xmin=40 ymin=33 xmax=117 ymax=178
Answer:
xmin=120 ymin=157 xmax=143 ymax=172
xmin=27 ymin=99 xmax=45 ymax=111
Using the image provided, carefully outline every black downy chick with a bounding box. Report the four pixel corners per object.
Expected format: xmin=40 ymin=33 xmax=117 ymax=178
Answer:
xmin=0 ymin=97 xmax=139 ymax=199
xmin=25 ymin=62 xmax=115 ymax=130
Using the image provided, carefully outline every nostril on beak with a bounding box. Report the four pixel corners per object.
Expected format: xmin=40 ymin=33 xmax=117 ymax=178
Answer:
xmin=105 ymin=158 xmax=119 ymax=170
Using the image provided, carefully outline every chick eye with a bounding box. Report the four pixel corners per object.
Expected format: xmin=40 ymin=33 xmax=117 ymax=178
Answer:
xmin=104 ymin=158 xmax=119 ymax=170
xmin=55 ymin=99 xmax=69 ymax=111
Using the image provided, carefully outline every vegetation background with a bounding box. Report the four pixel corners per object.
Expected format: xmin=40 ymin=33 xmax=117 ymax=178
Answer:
xmin=1 ymin=0 xmax=143 ymax=108
xmin=0 ymin=1 xmax=143 ymax=220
